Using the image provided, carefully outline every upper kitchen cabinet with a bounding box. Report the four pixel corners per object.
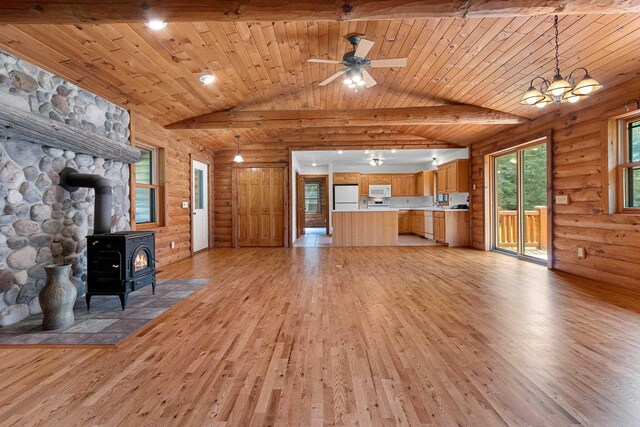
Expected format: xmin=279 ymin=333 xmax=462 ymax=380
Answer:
xmin=391 ymin=174 xmax=415 ymax=196
xmin=437 ymin=160 xmax=469 ymax=194
xmin=368 ymin=174 xmax=392 ymax=185
xmin=333 ymin=173 xmax=359 ymax=185
xmin=415 ymin=171 xmax=434 ymax=197
xmin=359 ymin=174 xmax=369 ymax=196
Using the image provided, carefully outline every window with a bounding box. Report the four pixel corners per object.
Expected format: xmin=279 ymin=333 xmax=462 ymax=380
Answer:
xmin=134 ymin=144 xmax=165 ymax=228
xmin=304 ymin=183 xmax=319 ymax=213
xmin=618 ymin=118 xmax=640 ymax=212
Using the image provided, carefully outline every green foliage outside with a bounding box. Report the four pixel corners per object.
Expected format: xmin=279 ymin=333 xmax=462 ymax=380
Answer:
xmin=496 ymin=144 xmax=547 ymax=211
xmin=629 ymin=122 xmax=640 ymax=207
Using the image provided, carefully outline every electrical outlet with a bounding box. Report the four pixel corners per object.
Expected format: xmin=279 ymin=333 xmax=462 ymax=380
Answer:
xmin=577 ymin=246 xmax=585 ymax=259
xmin=171 ymin=241 xmax=176 ymax=249
xmin=182 ymin=201 xmax=189 ymax=209
xmin=556 ymin=195 xmax=569 ymax=205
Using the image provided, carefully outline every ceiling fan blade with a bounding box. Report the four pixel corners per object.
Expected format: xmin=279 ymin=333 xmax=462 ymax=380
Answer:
xmin=369 ymin=58 xmax=408 ymax=68
xmin=354 ymin=39 xmax=375 ymax=58
xmin=362 ymin=69 xmax=377 ymax=88
xmin=319 ymin=69 xmax=347 ymax=86
xmin=307 ymin=59 xmax=343 ymax=64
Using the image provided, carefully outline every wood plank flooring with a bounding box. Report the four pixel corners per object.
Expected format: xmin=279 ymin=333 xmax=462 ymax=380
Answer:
xmin=1 ymin=247 xmax=640 ymax=425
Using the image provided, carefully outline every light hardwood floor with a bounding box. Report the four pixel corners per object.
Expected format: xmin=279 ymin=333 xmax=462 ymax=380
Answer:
xmin=1 ymin=247 xmax=640 ymax=425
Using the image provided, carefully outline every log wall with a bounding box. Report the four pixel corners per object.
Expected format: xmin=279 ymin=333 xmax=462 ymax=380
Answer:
xmin=470 ymin=75 xmax=640 ymax=290
xmin=134 ymin=114 xmax=214 ymax=267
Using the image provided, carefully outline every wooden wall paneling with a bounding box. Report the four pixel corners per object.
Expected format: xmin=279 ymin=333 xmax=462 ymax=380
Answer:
xmin=470 ymin=73 xmax=640 ymax=291
xmin=133 ymin=114 xmax=214 ymax=267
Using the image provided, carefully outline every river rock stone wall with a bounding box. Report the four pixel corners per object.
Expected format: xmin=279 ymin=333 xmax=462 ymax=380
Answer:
xmin=0 ymin=49 xmax=131 ymax=327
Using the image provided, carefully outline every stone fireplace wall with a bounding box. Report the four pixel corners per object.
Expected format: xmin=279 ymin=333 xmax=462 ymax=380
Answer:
xmin=0 ymin=49 xmax=131 ymax=326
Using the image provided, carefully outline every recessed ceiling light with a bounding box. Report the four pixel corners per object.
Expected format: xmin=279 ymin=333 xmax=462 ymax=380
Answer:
xmin=391 ymin=149 xmax=397 ymax=153
xmin=146 ymin=20 xmax=167 ymax=31
xmin=338 ymin=150 xmax=344 ymax=154
xmin=312 ymin=163 xmax=317 ymax=167
xmin=199 ymin=74 xmax=216 ymax=85
xmin=365 ymin=150 xmax=370 ymax=154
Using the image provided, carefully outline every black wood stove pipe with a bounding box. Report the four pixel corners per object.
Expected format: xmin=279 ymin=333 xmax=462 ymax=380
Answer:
xmin=60 ymin=167 xmax=112 ymax=235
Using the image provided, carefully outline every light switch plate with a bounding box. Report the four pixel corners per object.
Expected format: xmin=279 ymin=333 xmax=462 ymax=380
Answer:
xmin=555 ymin=195 xmax=569 ymax=205
xmin=577 ymin=247 xmax=585 ymax=259
xmin=182 ymin=201 xmax=189 ymax=208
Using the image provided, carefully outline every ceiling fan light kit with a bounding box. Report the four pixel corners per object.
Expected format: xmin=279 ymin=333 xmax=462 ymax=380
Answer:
xmin=520 ymin=16 xmax=601 ymax=108
xmin=308 ymin=34 xmax=408 ymax=91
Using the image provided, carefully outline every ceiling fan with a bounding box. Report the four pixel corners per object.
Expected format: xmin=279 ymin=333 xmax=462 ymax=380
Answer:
xmin=307 ymin=35 xmax=408 ymax=90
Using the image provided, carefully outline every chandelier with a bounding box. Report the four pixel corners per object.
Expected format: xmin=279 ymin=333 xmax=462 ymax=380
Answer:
xmin=520 ymin=16 xmax=602 ymax=108
xmin=369 ymin=158 xmax=383 ymax=167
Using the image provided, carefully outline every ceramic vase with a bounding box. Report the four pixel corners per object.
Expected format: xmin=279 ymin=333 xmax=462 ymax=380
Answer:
xmin=40 ymin=264 xmax=77 ymax=330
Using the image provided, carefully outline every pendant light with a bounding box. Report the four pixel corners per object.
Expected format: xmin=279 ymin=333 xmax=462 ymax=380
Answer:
xmin=520 ymin=16 xmax=601 ymax=108
xmin=432 ymin=157 xmax=438 ymax=166
xmin=369 ymin=158 xmax=383 ymax=167
xmin=233 ymin=135 xmax=244 ymax=163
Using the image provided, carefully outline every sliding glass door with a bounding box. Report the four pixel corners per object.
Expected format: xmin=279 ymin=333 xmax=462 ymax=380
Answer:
xmin=493 ymin=142 xmax=548 ymax=262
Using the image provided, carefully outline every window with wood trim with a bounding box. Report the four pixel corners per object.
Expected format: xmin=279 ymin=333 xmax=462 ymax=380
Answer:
xmin=617 ymin=117 xmax=640 ymax=212
xmin=304 ymin=183 xmax=319 ymax=213
xmin=134 ymin=144 xmax=166 ymax=228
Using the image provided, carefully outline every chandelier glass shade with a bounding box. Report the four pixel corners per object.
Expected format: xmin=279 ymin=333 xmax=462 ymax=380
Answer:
xmin=520 ymin=16 xmax=601 ymax=109
xmin=369 ymin=158 xmax=383 ymax=167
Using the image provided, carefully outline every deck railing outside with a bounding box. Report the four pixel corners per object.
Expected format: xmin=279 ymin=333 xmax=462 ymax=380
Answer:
xmin=497 ymin=206 xmax=547 ymax=249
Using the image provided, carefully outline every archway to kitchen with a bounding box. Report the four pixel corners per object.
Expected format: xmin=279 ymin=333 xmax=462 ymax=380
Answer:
xmin=290 ymin=147 xmax=470 ymax=248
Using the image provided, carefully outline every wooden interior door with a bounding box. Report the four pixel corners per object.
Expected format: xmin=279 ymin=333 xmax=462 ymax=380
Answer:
xmin=237 ymin=167 xmax=284 ymax=247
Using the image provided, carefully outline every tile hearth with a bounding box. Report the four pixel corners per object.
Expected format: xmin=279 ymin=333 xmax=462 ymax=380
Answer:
xmin=0 ymin=278 xmax=210 ymax=346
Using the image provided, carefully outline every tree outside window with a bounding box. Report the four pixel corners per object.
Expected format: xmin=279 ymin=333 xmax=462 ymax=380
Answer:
xmin=305 ymin=183 xmax=319 ymax=213
xmin=626 ymin=120 xmax=640 ymax=208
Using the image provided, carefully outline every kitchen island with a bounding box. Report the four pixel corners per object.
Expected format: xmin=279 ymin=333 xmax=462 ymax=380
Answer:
xmin=332 ymin=208 xmax=470 ymax=247
xmin=332 ymin=210 xmax=398 ymax=246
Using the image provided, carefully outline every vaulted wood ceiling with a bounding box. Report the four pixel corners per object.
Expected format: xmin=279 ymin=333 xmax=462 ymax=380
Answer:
xmin=1 ymin=13 xmax=640 ymax=150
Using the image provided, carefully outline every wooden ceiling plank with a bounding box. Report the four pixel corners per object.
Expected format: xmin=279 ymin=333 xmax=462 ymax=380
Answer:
xmin=2 ymin=1 xmax=640 ymax=24
xmin=482 ymin=14 xmax=639 ymax=114
xmin=377 ymin=18 xmax=456 ymax=109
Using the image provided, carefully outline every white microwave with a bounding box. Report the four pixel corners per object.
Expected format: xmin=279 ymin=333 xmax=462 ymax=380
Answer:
xmin=369 ymin=185 xmax=391 ymax=198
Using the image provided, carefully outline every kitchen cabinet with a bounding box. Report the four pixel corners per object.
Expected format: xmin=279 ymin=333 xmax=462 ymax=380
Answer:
xmin=391 ymin=174 xmax=416 ymax=196
xmin=410 ymin=210 xmax=425 ymax=236
xmin=368 ymin=174 xmax=392 ymax=185
xmin=415 ymin=171 xmax=434 ymax=197
xmin=433 ymin=212 xmax=446 ymax=242
xmin=359 ymin=174 xmax=369 ymax=196
xmin=433 ymin=210 xmax=469 ymax=247
xmin=398 ymin=211 xmax=411 ymax=234
xmin=333 ymin=173 xmax=359 ymax=185
xmin=437 ymin=159 xmax=469 ymax=194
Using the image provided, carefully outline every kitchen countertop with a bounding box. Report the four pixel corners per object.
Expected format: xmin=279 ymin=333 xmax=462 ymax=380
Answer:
xmin=333 ymin=207 xmax=469 ymax=212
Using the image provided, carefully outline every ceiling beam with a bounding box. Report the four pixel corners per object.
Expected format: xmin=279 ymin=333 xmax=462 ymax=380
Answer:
xmin=234 ymin=141 xmax=461 ymax=151
xmin=1 ymin=1 xmax=638 ymax=24
xmin=165 ymin=106 xmax=527 ymax=130
xmin=267 ymin=133 xmax=442 ymax=142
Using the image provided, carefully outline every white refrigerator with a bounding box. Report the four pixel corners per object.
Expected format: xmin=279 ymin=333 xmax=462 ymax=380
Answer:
xmin=334 ymin=185 xmax=359 ymax=211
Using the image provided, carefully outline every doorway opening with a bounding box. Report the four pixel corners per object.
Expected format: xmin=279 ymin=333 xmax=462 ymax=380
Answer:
xmin=489 ymin=140 xmax=550 ymax=264
xmin=296 ymin=175 xmax=329 ymax=238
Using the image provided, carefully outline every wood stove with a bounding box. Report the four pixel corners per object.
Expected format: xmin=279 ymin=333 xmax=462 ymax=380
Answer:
xmin=86 ymin=231 xmax=156 ymax=310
